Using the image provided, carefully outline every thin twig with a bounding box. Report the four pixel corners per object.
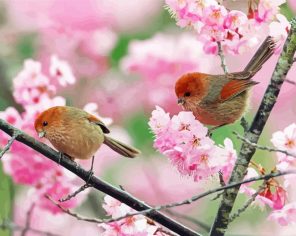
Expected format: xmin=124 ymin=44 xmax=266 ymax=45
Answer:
xmin=211 ymin=172 xmax=226 ymax=201
xmin=47 ymin=171 xmax=295 ymax=224
xmin=217 ymin=42 xmax=228 ymax=74
xmin=59 ymin=183 xmax=92 ymax=202
xmin=0 ymin=220 xmax=60 ymax=236
xmin=20 ymin=203 xmax=35 ymax=236
xmin=229 ymin=182 xmax=267 ymax=223
xmin=234 ymin=131 xmax=296 ymax=158
xmin=285 ymin=78 xmax=296 ymax=85
xmin=0 ymin=132 xmax=19 ymax=159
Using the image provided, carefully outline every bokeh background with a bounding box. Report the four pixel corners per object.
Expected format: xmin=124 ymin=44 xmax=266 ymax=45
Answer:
xmin=0 ymin=0 xmax=295 ymax=235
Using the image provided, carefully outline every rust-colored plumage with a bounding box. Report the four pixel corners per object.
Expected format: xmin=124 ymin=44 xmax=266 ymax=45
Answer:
xmin=175 ymin=36 xmax=276 ymax=127
xmin=34 ymin=106 xmax=140 ymax=160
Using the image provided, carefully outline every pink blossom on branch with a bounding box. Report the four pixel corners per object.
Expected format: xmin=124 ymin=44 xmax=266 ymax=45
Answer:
xmin=149 ymin=106 xmax=236 ymax=182
xmin=13 ymin=59 xmax=56 ymax=106
xmin=50 ymin=55 xmax=76 ymax=87
xmin=240 ymin=168 xmax=286 ymax=210
xmin=268 ymin=202 xmax=296 ymax=226
xmin=165 ymin=0 xmax=287 ymax=55
xmin=100 ymin=195 xmax=167 ymax=235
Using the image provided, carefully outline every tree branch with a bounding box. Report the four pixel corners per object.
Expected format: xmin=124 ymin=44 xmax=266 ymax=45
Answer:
xmin=20 ymin=203 xmax=35 ymax=236
xmin=0 ymin=132 xmax=19 ymax=159
xmin=48 ymin=171 xmax=294 ymax=223
xmin=0 ymin=118 xmax=200 ymax=236
xmin=210 ymin=17 xmax=296 ymax=236
xmin=233 ymin=131 xmax=296 ymax=158
xmin=217 ymin=42 xmax=228 ymax=74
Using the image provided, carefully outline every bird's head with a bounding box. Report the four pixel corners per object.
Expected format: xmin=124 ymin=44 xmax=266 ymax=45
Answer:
xmin=175 ymin=73 xmax=207 ymax=107
xmin=34 ymin=106 xmax=64 ymax=138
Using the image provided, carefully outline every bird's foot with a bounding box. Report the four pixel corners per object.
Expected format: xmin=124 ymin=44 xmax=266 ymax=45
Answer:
xmin=86 ymin=156 xmax=95 ymax=184
xmin=58 ymin=152 xmax=64 ymax=164
xmin=207 ymin=123 xmax=228 ymax=137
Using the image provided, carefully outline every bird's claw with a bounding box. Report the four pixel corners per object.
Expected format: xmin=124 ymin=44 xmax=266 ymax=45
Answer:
xmin=58 ymin=152 xmax=64 ymax=164
xmin=86 ymin=170 xmax=94 ymax=184
xmin=86 ymin=156 xmax=95 ymax=184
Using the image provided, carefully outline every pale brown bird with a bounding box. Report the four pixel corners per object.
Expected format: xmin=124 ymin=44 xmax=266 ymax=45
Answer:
xmin=175 ymin=36 xmax=276 ymax=128
xmin=34 ymin=106 xmax=140 ymax=161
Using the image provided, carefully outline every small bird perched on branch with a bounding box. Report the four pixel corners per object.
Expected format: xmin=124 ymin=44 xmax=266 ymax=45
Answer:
xmin=175 ymin=36 xmax=276 ymax=129
xmin=34 ymin=106 xmax=140 ymax=161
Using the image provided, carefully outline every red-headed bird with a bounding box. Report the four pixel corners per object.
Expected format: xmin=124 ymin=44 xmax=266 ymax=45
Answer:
xmin=175 ymin=37 xmax=276 ymax=128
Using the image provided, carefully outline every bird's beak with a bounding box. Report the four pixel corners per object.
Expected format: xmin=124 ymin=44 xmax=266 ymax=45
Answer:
xmin=177 ymin=97 xmax=185 ymax=105
xmin=38 ymin=131 xmax=46 ymax=138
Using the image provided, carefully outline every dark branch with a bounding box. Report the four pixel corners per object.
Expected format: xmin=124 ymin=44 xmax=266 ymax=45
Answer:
xmin=210 ymin=18 xmax=296 ymax=236
xmin=0 ymin=118 xmax=199 ymax=236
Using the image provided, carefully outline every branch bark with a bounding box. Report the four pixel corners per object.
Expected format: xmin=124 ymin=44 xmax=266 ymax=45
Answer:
xmin=210 ymin=17 xmax=296 ymax=236
xmin=0 ymin=118 xmax=200 ymax=236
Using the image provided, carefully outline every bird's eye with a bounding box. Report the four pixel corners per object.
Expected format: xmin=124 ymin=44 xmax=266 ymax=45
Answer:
xmin=184 ymin=92 xmax=191 ymax=97
xmin=42 ymin=121 xmax=48 ymax=126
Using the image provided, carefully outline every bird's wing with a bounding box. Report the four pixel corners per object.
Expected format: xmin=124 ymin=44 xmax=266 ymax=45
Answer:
xmin=226 ymin=71 xmax=254 ymax=80
xmin=87 ymin=115 xmax=110 ymax=134
xmin=220 ymin=79 xmax=258 ymax=102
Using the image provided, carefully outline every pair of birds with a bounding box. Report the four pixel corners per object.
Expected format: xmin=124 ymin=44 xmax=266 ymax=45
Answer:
xmin=35 ymin=37 xmax=276 ymax=162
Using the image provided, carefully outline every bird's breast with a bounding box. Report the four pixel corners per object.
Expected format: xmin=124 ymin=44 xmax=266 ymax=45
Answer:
xmin=47 ymin=120 xmax=104 ymax=160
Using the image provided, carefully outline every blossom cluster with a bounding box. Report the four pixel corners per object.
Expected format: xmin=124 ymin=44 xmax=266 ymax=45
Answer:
xmin=165 ymin=0 xmax=288 ymax=54
xmin=6 ymin=0 xmax=118 ymax=79
xmin=149 ymin=106 xmax=236 ymax=182
xmin=0 ymin=58 xmax=84 ymax=213
xmin=100 ymin=195 xmax=168 ymax=235
xmin=121 ymin=33 xmax=211 ymax=113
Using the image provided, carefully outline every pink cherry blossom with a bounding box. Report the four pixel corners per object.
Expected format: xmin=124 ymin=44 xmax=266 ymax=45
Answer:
xmin=271 ymin=123 xmax=296 ymax=155
xmin=240 ymin=168 xmax=286 ymax=210
xmin=121 ymin=33 xmax=210 ymax=112
xmin=165 ymin=0 xmax=286 ymax=55
xmin=269 ymin=14 xmax=291 ymax=54
xmin=103 ymin=195 xmax=131 ymax=219
xmin=203 ymin=4 xmax=228 ymax=26
xmin=33 ymin=169 xmax=85 ymax=214
xmin=50 ymin=55 xmax=76 ymax=87
xmin=149 ymin=106 xmax=237 ymax=182
xmin=100 ymin=195 xmax=166 ymax=235
xmin=2 ymin=147 xmax=57 ymax=186
xmin=268 ymin=202 xmax=296 ymax=226
xmin=254 ymin=0 xmax=285 ymax=24
xmin=219 ymin=138 xmax=237 ymax=183
xmin=12 ymin=59 xmax=56 ymax=106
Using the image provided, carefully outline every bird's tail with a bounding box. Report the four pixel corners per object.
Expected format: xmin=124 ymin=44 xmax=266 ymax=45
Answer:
xmin=103 ymin=136 xmax=140 ymax=158
xmin=243 ymin=36 xmax=276 ymax=74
